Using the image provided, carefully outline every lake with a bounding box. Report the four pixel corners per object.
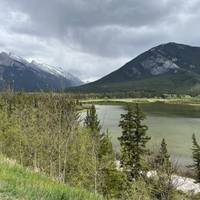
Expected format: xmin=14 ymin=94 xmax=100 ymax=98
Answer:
xmin=82 ymin=103 xmax=200 ymax=166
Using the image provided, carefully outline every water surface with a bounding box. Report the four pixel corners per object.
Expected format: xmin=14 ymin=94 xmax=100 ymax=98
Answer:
xmin=89 ymin=103 xmax=200 ymax=166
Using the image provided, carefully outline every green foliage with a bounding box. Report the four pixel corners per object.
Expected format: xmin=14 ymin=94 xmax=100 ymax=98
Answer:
xmin=84 ymin=104 xmax=101 ymax=134
xmin=0 ymin=155 xmax=104 ymax=200
xmin=191 ymin=193 xmax=200 ymax=200
xmin=98 ymin=132 xmax=113 ymax=160
xmin=191 ymin=134 xmax=200 ymax=183
xmin=121 ymin=178 xmax=151 ymax=200
xmin=0 ymin=93 xmax=120 ymax=198
xmin=149 ymin=139 xmax=179 ymax=200
xmin=0 ymin=91 xmax=199 ymax=199
xmin=118 ymin=103 xmax=151 ymax=180
xmin=84 ymin=105 xmax=120 ymax=197
xmin=154 ymin=138 xmax=171 ymax=172
xmin=99 ymin=169 xmax=126 ymax=199
xmin=0 ymin=92 xmax=103 ymax=193
xmin=98 ymin=132 xmax=120 ymax=198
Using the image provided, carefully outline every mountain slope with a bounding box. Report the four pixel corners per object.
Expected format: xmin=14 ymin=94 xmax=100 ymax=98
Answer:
xmin=77 ymin=42 xmax=200 ymax=94
xmin=0 ymin=155 xmax=103 ymax=200
xmin=0 ymin=52 xmax=83 ymax=91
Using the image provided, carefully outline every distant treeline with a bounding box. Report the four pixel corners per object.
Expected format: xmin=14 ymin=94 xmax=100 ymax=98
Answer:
xmin=64 ymin=91 xmax=200 ymax=99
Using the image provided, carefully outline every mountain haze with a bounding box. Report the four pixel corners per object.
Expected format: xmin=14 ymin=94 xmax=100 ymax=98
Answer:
xmin=77 ymin=42 xmax=200 ymax=94
xmin=0 ymin=52 xmax=83 ymax=91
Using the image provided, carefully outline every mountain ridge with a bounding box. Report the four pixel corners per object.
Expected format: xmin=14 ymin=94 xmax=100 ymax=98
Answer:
xmin=76 ymin=42 xmax=200 ymax=94
xmin=0 ymin=52 xmax=83 ymax=91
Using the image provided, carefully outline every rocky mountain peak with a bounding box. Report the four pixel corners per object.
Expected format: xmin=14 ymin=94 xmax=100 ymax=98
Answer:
xmin=77 ymin=42 xmax=200 ymax=93
xmin=0 ymin=51 xmax=83 ymax=91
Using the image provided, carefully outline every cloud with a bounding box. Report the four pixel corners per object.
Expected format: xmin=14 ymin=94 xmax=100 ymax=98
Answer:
xmin=0 ymin=0 xmax=200 ymax=81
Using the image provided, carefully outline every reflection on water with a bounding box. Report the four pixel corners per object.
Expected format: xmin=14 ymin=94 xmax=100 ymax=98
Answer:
xmin=82 ymin=103 xmax=200 ymax=166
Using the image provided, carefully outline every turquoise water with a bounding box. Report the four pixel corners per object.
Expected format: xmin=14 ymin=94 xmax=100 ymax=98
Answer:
xmin=85 ymin=103 xmax=200 ymax=166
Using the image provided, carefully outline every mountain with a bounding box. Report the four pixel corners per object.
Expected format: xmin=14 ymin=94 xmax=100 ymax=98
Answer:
xmin=0 ymin=52 xmax=83 ymax=91
xmin=77 ymin=42 xmax=200 ymax=94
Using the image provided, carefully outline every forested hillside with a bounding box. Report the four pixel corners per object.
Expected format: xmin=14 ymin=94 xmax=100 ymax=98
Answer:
xmin=76 ymin=43 xmax=200 ymax=94
xmin=0 ymin=91 xmax=200 ymax=199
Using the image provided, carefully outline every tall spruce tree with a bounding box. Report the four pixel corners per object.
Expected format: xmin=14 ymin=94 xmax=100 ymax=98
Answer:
xmin=151 ymin=139 xmax=175 ymax=200
xmin=84 ymin=104 xmax=117 ymax=195
xmin=155 ymin=138 xmax=171 ymax=171
xmin=118 ymin=104 xmax=151 ymax=180
xmin=191 ymin=134 xmax=200 ymax=183
xmin=84 ymin=104 xmax=101 ymax=134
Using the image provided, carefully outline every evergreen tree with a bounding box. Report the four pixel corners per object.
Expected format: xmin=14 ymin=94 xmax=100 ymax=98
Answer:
xmin=155 ymin=138 xmax=171 ymax=171
xmin=98 ymin=131 xmax=113 ymax=160
xmin=118 ymin=104 xmax=151 ymax=180
xmin=191 ymin=134 xmax=200 ymax=183
xmin=98 ymin=131 xmax=126 ymax=199
xmin=151 ymin=139 xmax=175 ymax=200
xmin=84 ymin=106 xmax=121 ymax=196
xmin=84 ymin=104 xmax=101 ymax=134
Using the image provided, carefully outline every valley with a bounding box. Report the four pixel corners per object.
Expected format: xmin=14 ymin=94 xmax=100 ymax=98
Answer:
xmin=1 ymin=0 xmax=200 ymax=199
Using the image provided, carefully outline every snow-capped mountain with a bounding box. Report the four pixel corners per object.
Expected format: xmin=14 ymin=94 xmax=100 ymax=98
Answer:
xmin=29 ymin=60 xmax=82 ymax=86
xmin=0 ymin=52 xmax=83 ymax=91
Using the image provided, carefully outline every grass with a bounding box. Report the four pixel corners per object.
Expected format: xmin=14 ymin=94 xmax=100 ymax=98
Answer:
xmin=0 ymin=155 xmax=104 ymax=200
xmin=81 ymin=97 xmax=200 ymax=106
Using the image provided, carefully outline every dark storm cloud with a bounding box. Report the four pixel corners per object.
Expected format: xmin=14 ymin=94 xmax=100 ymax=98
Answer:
xmin=0 ymin=0 xmax=200 ymax=81
xmin=6 ymin=0 xmax=185 ymax=56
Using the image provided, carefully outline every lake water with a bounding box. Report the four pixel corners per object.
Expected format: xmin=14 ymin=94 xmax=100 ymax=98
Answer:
xmin=83 ymin=103 xmax=200 ymax=166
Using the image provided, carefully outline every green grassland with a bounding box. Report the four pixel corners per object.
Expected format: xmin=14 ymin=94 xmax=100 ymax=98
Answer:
xmin=0 ymin=155 xmax=104 ymax=200
xmin=81 ymin=96 xmax=200 ymax=106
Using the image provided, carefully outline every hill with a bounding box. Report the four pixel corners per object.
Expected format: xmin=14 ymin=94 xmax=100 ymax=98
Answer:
xmin=76 ymin=42 xmax=200 ymax=94
xmin=0 ymin=155 xmax=103 ymax=200
xmin=0 ymin=52 xmax=83 ymax=91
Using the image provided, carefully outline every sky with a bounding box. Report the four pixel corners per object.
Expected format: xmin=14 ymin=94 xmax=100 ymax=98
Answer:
xmin=0 ymin=0 xmax=200 ymax=82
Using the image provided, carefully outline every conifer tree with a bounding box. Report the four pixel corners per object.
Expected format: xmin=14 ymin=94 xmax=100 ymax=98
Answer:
xmin=118 ymin=104 xmax=151 ymax=180
xmin=155 ymin=138 xmax=171 ymax=171
xmin=152 ymin=139 xmax=175 ymax=200
xmin=191 ymin=134 xmax=200 ymax=183
xmin=84 ymin=106 xmax=119 ymax=196
xmin=98 ymin=132 xmax=113 ymax=159
xmin=98 ymin=131 xmax=125 ymax=199
xmin=84 ymin=104 xmax=101 ymax=134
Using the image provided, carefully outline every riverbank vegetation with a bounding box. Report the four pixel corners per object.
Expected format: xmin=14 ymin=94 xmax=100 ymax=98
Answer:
xmin=81 ymin=96 xmax=200 ymax=106
xmin=0 ymin=91 xmax=200 ymax=199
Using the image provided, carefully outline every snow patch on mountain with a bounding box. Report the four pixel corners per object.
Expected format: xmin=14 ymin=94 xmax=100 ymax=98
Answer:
xmin=9 ymin=52 xmax=28 ymax=65
xmin=0 ymin=52 xmax=83 ymax=86
xmin=30 ymin=61 xmax=82 ymax=85
xmin=30 ymin=61 xmax=64 ymax=77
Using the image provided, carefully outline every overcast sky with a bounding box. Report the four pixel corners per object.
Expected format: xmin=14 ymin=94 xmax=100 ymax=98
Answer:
xmin=0 ymin=0 xmax=200 ymax=82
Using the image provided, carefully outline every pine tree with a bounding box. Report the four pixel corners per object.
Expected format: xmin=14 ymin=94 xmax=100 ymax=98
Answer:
xmin=155 ymin=138 xmax=171 ymax=171
xmin=191 ymin=134 xmax=200 ymax=183
xmin=151 ymin=139 xmax=175 ymax=200
xmin=84 ymin=104 xmax=101 ymax=135
xmin=118 ymin=104 xmax=151 ymax=180
xmin=98 ymin=131 xmax=113 ymax=159
xmin=84 ymin=106 xmax=120 ymax=196
xmin=98 ymin=132 xmax=114 ymax=195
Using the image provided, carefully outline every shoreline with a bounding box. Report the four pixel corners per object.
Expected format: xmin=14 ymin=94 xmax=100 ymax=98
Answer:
xmin=80 ymin=98 xmax=200 ymax=106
